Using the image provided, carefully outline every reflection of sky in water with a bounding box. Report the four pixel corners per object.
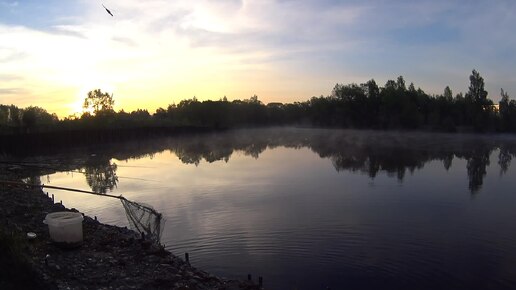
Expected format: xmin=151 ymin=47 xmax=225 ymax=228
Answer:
xmin=42 ymin=130 xmax=516 ymax=290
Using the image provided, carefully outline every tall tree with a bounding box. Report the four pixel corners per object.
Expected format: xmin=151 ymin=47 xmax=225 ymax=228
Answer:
xmin=364 ymin=79 xmax=379 ymax=99
xmin=499 ymin=88 xmax=515 ymax=131
xmin=396 ymin=76 xmax=406 ymax=91
xmin=466 ymin=69 xmax=488 ymax=104
xmin=83 ymin=89 xmax=115 ymax=115
xmin=444 ymin=86 xmax=453 ymax=101
xmin=466 ymin=70 xmax=494 ymax=131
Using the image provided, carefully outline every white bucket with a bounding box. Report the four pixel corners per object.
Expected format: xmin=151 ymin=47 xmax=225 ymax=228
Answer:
xmin=44 ymin=212 xmax=84 ymax=247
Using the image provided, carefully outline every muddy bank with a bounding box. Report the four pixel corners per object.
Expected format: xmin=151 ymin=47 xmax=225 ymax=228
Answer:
xmin=0 ymin=173 xmax=262 ymax=289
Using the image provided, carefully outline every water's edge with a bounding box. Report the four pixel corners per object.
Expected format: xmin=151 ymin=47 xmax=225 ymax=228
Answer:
xmin=0 ymin=168 xmax=263 ymax=290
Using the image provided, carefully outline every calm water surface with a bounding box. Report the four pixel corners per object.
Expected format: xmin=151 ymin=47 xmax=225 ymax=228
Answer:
xmin=38 ymin=128 xmax=516 ymax=290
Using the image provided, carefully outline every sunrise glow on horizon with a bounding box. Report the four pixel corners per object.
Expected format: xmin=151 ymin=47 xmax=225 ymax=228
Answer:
xmin=1 ymin=0 xmax=516 ymax=118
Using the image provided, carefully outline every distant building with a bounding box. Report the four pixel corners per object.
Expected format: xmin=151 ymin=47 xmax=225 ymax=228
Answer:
xmin=491 ymin=104 xmax=500 ymax=113
xmin=483 ymin=104 xmax=499 ymax=113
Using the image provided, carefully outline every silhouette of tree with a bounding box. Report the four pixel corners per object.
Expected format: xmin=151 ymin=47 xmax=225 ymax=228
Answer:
xmin=21 ymin=106 xmax=57 ymax=131
xmin=4 ymin=70 xmax=516 ymax=135
xmin=83 ymin=89 xmax=115 ymax=116
xmin=364 ymin=79 xmax=380 ymax=126
xmin=467 ymin=70 xmax=488 ymax=104
xmin=396 ymin=76 xmax=406 ymax=91
xmin=499 ymin=89 xmax=516 ymax=132
xmin=444 ymin=86 xmax=453 ymax=101
xmin=21 ymin=108 xmax=37 ymax=130
xmin=465 ymin=70 xmax=494 ymax=131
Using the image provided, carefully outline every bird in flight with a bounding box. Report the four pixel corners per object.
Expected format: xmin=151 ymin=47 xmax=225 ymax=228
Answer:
xmin=102 ymin=4 xmax=114 ymax=17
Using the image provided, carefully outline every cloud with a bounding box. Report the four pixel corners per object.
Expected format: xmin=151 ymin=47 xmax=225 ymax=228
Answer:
xmin=0 ymin=46 xmax=28 ymax=62
xmin=1 ymin=0 xmax=516 ymax=117
xmin=0 ymin=1 xmax=18 ymax=8
xmin=51 ymin=25 xmax=89 ymax=39
xmin=111 ymin=36 xmax=138 ymax=47
xmin=0 ymin=74 xmax=22 ymax=81
xmin=0 ymin=87 xmax=25 ymax=95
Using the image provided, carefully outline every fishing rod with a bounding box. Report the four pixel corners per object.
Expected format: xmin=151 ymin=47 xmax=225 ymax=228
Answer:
xmin=1 ymin=180 xmax=121 ymax=199
xmin=0 ymin=180 xmax=161 ymax=217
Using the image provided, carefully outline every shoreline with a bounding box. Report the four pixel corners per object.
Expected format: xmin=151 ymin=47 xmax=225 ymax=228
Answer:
xmin=0 ymin=171 xmax=262 ymax=290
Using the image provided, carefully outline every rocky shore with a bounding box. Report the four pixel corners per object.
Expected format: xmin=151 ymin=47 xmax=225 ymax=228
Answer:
xmin=0 ymin=169 xmax=262 ymax=290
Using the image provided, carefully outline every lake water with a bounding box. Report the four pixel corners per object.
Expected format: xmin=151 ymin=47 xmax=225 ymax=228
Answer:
xmin=39 ymin=128 xmax=516 ymax=290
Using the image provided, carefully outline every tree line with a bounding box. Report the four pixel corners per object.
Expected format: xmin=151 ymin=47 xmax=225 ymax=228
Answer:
xmin=1 ymin=70 xmax=516 ymax=134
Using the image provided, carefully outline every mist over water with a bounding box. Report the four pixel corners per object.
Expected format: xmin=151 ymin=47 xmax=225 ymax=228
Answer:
xmin=39 ymin=128 xmax=516 ymax=290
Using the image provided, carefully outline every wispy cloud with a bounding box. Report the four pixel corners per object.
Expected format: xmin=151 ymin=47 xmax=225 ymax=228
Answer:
xmin=0 ymin=47 xmax=27 ymax=62
xmin=0 ymin=87 xmax=25 ymax=95
xmin=0 ymin=1 xmax=18 ymax=8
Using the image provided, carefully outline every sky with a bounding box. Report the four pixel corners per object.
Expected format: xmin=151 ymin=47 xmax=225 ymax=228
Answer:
xmin=1 ymin=0 xmax=515 ymax=117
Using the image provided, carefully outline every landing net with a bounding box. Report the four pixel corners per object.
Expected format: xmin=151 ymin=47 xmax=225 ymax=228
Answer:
xmin=120 ymin=197 xmax=164 ymax=243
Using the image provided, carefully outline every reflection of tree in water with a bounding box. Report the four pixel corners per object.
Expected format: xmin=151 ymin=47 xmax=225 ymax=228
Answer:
xmin=498 ymin=146 xmax=513 ymax=175
xmin=174 ymin=141 xmax=233 ymax=165
xmin=240 ymin=142 xmax=268 ymax=159
xmin=64 ymin=129 xmax=516 ymax=195
xmin=175 ymin=147 xmax=203 ymax=166
xmin=163 ymin=130 xmax=516 ymax=193
xmin=466 ymin=151 xmax=490 ymax=193
xmin=170 ymin=133 xmax=269 ymax=165
xmin=443 ymin=154 xmax=453 ymax=171
xmin=311 ymin=136 xmax=427 ymax=182
xmin=329 ymin=149 xmax=427 ymax=182
xmin=83 ymin=158 xmax=118 ymax=193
